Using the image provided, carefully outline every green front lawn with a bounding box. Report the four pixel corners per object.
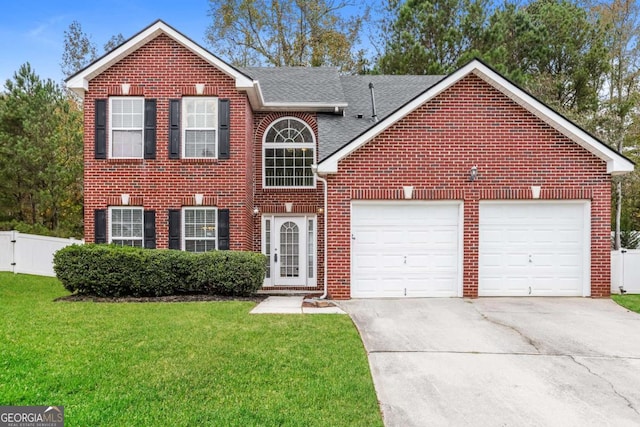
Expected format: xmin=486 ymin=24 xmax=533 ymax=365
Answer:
xmin=612 ymin=294 xmax=640 ymax=313
xmin=0 ymin=273 xmax=382 ymax=426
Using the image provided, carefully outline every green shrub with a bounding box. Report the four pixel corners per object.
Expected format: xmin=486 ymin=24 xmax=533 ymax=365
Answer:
xmin=53 ymin=244 xmax=266 ymax=297
xmin=192 ymin=251 xmax=269 ymax=296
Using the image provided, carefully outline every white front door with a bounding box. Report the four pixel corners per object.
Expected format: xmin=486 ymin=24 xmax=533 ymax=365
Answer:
xmin=263 ymin=216 xmax=316 ymax=287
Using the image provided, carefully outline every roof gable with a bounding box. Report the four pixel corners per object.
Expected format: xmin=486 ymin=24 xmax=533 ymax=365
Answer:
xmin=66 ymin=20 xmax=348 ymax=113
xmin=317 ymin=59 xmax=634 ymax=176
xmin=65 ymin=20 xmax=254 ymax=97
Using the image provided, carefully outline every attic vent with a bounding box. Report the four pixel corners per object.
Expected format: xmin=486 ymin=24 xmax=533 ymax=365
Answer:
xmin=356 ymin=114 xmax=364 ymax=119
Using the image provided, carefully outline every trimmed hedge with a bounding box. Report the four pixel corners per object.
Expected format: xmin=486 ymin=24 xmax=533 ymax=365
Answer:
xmin=53 ymin=244 xmax=266 ymax=297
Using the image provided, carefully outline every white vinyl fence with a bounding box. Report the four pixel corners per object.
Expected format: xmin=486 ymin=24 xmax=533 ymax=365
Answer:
xmin=0 ymin=231 xmax=83 ymax=277
xmin=611 ymin=249 xmax=640 ymax=294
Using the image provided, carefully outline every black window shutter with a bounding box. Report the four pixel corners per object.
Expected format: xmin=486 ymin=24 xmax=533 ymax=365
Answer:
xmin=218 ymin=99 xmax=230 ymax=159
xmin=95 ymin=99 xmax=107 ymax=159
xmin=168 ymin=209 xmax=181 ymax=249
xmin=94 ymin=209 xmax=107 ymax=243
xmin=169 ymin=99 xmax=181 ymax=159
xmin=218 ymin=209 xmax=230 ymax=250
xmin=144 ymin=210 xmax=156 ymax=249
xmin=144 ymin=99 xmax=156 ymax=159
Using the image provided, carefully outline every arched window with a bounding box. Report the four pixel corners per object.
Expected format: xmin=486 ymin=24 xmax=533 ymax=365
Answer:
xmin=263 ymin=117 xmax=315 ymax=187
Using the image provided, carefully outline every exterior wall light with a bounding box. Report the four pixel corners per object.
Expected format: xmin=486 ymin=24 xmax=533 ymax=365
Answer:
xmin=469 ymin=165 xmax=478 ymax=182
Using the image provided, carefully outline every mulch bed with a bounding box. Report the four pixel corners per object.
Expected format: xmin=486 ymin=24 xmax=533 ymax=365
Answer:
xmin=55 ymin=294 xmax=267 ymax=303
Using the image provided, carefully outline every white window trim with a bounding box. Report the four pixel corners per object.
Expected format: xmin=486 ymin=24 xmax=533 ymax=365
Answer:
xmin=182 ymin=97 xmax=219 ymax=159
xmin=108 ymin=96 xmax=145 ymax=159
xmin=108 ymin=206 xmax=144 ymax=246
xmin=262 ymin=117 xmax=317 ymax=189
xmin=182 ymin=207 xmax=218 ymax=252
xmin=261 ymin=214 xmax=317 ymax=287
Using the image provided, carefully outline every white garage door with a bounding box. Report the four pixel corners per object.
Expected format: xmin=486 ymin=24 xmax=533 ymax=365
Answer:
xmin=479 ymin=201 xmax=590 ymax=296
xmin=351 ymin=201 xmax=462 ymax=298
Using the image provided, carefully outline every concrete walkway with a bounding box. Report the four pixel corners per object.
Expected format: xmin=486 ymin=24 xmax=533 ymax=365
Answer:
xmin=250 ymin=296 xmax=346 ymax=314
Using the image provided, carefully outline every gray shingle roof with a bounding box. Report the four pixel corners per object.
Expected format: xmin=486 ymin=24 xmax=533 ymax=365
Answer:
xmin=241 ymin=67 xmax=346 ymax=104
xmin=318 ymin=75 xmax=443 ymax=160
xmin=241 ymin=66 xmax=443 ymax=160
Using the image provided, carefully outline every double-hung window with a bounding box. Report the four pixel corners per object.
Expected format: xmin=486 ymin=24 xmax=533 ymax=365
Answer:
xmin=263 ymin=117 xmax=316 ymax=188
xmin=183 ymin=98 xmax=218 ymax=158
xmin=183 ymin=207 xmax=217 ymax=252
xmin=110 ymin=97 xmax=144 ymax=158
xmin=109 ymin=207 xmax=143 ymax=247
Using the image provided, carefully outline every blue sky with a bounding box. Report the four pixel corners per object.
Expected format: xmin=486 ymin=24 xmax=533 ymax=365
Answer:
xmin=0 ymin=0 xmax=213 ymax=85
xmin=0 ymin=0 xmax=378 ymax=87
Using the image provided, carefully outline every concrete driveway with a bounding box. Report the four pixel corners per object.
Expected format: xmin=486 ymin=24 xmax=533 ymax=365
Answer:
xmin=340 ymin=298 xmax=640 ymax=426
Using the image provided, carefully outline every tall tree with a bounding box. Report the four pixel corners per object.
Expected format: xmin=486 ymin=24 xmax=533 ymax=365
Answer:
xmin=378 ymin=0 xmax=608 ymax=118
xmin=589 ymin=0 xmax=640 ymax=248
xmin=377 ymin=0 xmax=490 ymax=75
xmin=104 ymin=33 xmax=126 ymax=53
xmin=206 ymin=0 xmax=368 ymax=72
xmin=0 ymin=64 xmax=83 ymax=237
xmin=484 ymin=0 xmax=608 ymax=117
xmin=61 ymin=20 xmax=97 ymax=78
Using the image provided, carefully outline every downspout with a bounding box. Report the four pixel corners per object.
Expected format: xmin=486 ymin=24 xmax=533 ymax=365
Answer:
xmin=311 ymin=165 xmax=328 ymax=299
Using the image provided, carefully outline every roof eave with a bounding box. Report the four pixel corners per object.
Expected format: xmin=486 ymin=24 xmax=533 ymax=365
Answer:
xmin=244 ymin=80 xmax=346 ymax=113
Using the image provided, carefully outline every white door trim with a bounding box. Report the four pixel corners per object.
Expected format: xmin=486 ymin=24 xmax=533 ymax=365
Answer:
xmin=350 ymin=200 xmax=464 ymax=298
xmin=262 ymin=214 xmax=317 ymax=287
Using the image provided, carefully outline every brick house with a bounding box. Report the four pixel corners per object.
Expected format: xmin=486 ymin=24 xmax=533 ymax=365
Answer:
xmin=67 ymin=21 xmax=633 ymax=299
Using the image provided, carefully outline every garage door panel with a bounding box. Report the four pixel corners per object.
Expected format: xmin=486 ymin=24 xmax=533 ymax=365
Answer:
xmin=406 ymin=278 xmax=457 ymax=297
xmin=506 ymin=229 xmax=529 ymax=244
xmin=351 ymin=202 xmax=461 ymax=298
xmin=479 ymin=202 xmax=588 ymax=297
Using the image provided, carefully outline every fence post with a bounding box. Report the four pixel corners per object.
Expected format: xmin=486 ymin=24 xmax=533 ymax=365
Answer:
xmin=621 ymin=249 xmax=627 ymax=293
xmin=10 ymin=230 xmax=17 ymax=274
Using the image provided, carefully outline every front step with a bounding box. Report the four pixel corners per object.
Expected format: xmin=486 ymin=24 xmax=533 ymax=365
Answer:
xmin=257 ymin=289 xmax=322 ymax=296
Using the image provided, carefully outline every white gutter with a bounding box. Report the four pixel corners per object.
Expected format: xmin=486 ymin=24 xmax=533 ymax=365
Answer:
xmin=311 ymin=165 xmax=328 ymax=299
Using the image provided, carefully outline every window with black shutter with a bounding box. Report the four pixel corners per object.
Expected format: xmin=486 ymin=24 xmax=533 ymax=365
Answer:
xmin=172 ymin=98 xmax=230 ymax=159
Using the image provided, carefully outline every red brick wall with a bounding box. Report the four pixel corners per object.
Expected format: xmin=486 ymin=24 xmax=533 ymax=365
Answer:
xmin=83 ymin=34 xmax=254 ymax=251
xmin=326 ymin=74 xmax=611 ymax=299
